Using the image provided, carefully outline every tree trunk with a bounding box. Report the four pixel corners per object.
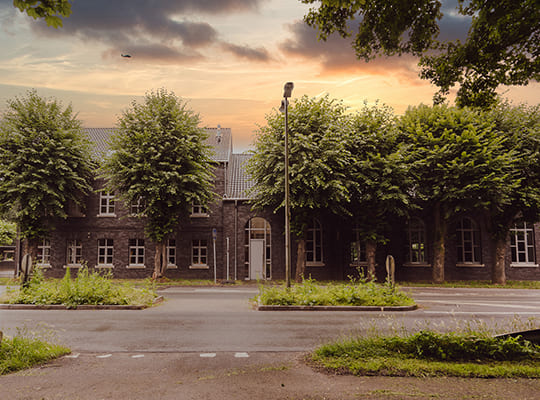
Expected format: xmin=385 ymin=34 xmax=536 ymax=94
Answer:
xmin=492 ymin=238 xmax=507 ymax=285
xmin=366 ymin=240 xmax=377 ymax=280
xmin=295 ymin=238 xmax=306 ymax=283
xmin=432 ymin=203 xmax=446 ymax=284
xmin=153 ymin=241 xmax=167 ymax=279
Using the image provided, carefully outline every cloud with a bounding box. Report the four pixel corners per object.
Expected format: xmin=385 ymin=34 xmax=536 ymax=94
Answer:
xmin=221 ymin=43 xmax=272 ymax=62
xmin=24 ymin=0 xmax=264 ymax=64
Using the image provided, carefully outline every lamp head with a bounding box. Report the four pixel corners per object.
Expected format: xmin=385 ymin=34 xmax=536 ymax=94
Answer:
xmin=283 ymin=82 xmax=294 ymax=98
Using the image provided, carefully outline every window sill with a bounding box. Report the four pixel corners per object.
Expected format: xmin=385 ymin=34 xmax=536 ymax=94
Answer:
xmin=189 ymin=264 xmax=209 ymax=270
xmin=306 ymin=262 xmax=325 ymax=267
xmin=97 ymin=214 xmax=117 ymax=218
xmin=127 ymin=265 xmax=146 ymax=269
xmin=95 ymin=264 xmax=114 ymax=269
xmin=510 ymin=263 xmax=539 ymax=268
xmin=190 ymin=214 xmax=210 ymax=218
xmin=403 ymin=262 xmax=431 ymax=268
xmin=456 ymin=263 xmax=485 ymax=268
xmin=36 ymin=264 xmax=51 ymax=269
xmin=166 ymin=265 xmax=178 ymax=269
xmin=63 ymin=264 xmax=83 ymax=268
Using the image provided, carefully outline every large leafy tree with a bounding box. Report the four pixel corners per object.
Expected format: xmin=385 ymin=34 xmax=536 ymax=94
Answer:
xmin=302 ymin=0 xmax=539 ymax=108
xmin=482 ymin=102 xmax=540 ymax=284
xmin=248 ymin=95 xmax=355 ymax=281
xmin=0 ymin=90 xmax=95 ymax=256
xmin=13 ymin=0 xmax=72 ymax=28
xmin=399 ymin=104 xmax=518 ymax=283
xmin=0 ymin=220 xmax=17 ymax=246
xmin=346 ymin=103 xmax=411 ymax=277
xmin=102 ymin=89 xmax=214 ymax=279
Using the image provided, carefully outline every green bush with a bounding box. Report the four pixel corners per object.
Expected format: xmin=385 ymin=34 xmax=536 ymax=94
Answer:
xmin=257 ymin=277 xmax=415 ymax=307
xmin=5 ymin=267 xmax=157 ymax=307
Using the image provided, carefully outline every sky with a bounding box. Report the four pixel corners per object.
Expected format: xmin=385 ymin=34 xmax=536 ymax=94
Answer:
xmin=0 ymin=0 xmax=538 ymax=152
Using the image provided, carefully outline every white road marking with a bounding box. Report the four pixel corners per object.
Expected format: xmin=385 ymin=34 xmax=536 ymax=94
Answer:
xmin=200 ymin=353 xmax=217 ymax=358
xmin=423 ymin=311 xmax=540 ymax=315
xmin=422 ymin=300 xmax=540 ymax=309
xmin=64 ymin=353 xmax=80 ymax=359
xmin=234 ymin=352 xmax=249 ymax=358
xmin=131 ymin=354 xmax=145 ymax=358
xmin=97 ymin=354 xmax=112 ymax=358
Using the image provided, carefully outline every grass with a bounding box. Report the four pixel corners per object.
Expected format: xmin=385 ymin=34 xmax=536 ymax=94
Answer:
xmin=1 ymin=267 xmax=157 ymax=307
xmin=0 ymin=331 xmax=70 ymax=375
xmin=256 ymin=276 xmax=415 ymax=307
xmin=312 ymin=330 xmax=540 ymax=378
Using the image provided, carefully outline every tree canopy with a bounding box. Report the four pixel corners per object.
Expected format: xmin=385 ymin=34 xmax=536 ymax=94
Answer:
xmin=302 ymin=0 xmax=539 ymax=108
xmin=101 ymin=88 xmax=214 ymax=278
xmin=13 ymin=0 xmax=72 ymax=28
xmin=0 ymin=220 xmax=17 ymax=246
xmin=0 ymin=90 xmax=95 ymax=242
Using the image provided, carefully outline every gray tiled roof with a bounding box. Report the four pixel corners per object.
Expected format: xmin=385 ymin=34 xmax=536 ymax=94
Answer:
xmin=83 ymin=127 xmax=231 ymax=163
xmin=226 ymin=153 xmax=255 ymax=199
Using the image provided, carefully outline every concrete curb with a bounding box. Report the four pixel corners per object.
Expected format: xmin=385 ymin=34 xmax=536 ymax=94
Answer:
xmin=0 ymin=295 xmax=164 ymax=310
xmin=256 ymin=304 xmax=418 ymax=311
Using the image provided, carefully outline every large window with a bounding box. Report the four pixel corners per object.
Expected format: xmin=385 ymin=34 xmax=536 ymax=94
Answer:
xmin=129 ymin=239 xmax=145 ymax=266
xmin=97 ymin=239 xmax=114 ymax=266
xmin=66 ymin=239 xmax=82 ymax=265
xmin=457 ymin=218 xmax=482 ymax=264
xmin=130 ymin=198 xmax=146 ymax=216
xmin=191 ymin=203 xmax=208 ymax=217
xmin=510 ymin=222 xmax=536 ymax=265
xmin=350 ymin=227 xmax=366 ymax=265
xmin=37 ymin=239 xmax=51 ymax=266
xmin=167 ymin=238 xmax=176 ymax=268
xmin=306 ymin=218 xmax=323 ymax=265
xmin=99 ymin=191 xmax=115 ymax=216
xmin=406 ymin=218 xmax=427 ymax=263
xmin=192 ymin=239 xmax=208 ymax=266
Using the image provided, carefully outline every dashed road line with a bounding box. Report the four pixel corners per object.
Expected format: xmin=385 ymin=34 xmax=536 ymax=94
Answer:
xmin=200 ymin=353 xmax=217 ymax=358
xmin=234 ymin=352 xmax=249 ymax=358
xmin=96 ymin=354 xmax=112 ymax=359
xmin=131 ymin=354 xmax=145 ymax=358
xmin=64 ymin=353 xmax=80 ymax=359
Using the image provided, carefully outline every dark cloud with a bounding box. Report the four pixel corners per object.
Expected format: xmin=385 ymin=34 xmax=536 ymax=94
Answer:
xmin=23 ymin=0 xmax=263 ymax=64
xmin=221 ymin=43 xmax=271 ymax=62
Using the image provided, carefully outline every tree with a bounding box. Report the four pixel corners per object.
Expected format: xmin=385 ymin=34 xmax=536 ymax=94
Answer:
xmin=0 ymin=90 xmax=95 ymax=257
xmin=482 ymin=102 xmax=540 ymax=284
xmin=13 ymin=0 xmax=72 ymax=28
xmin=102 ymin=89 xmax=214 ymax=279
xmin=399 ymin=104 xmax=518 ymax=283
xmin=0 ymin=220 xmax=17 ymax=246
xmin=345 ymin=103 xmax=411 ymax=277
xmin=302 ymin=0 xmax=539 ymax=107
xmin=248 ymin=95 xmax=355 ymax=281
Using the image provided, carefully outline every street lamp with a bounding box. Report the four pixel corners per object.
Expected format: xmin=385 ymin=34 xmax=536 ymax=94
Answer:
xmin=279 ymin=82 xmax=294 ymax=288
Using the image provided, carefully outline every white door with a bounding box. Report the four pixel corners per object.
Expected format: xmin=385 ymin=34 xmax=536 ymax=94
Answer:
xmin=249 ymin=239 xmax=265 ymax=280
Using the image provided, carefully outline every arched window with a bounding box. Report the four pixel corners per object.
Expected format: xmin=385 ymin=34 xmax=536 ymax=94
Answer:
xmin=457 ymin=217 xmax=482 ymax=264
xmin=406 ymin=218 xmax=427 ymax=263
xmin=510 ymin=222 xmax=536 ymax=265
xmin=306 ymin=218 xmax=323 ymax=265
xmin=244 ymin=217 xmax=272 ymax=279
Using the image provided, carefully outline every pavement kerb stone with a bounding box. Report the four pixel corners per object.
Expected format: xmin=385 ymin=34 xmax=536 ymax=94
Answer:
xmin=256 ymin=303 xmax=418 ymax=311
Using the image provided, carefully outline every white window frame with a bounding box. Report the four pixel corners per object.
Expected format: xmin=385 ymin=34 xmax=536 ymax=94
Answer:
xmin=166 ymin=238 xmax=177 ymax=268
xmin=0 ymin=249 xmax=14 ymax=262
xmin=350 ymin=227 xmax=367 ymax=266
xmin=37 ymin=238 xmax=51 ymax=267
xmin=191 ymin=203 xmax=209 ymax=218
xmin=99 ymin=191 xmax=116 ymax=216
xmin=66 ymin=239 xmax=83 ymax=267
xmin=190 ymin=239 xmax=208 ymax=268
xmin=405 ymin=217 xmax=428 ymax=265
xmin=130 ymin=197 xmax=146 ymax=216
xmin=457 ymin=217 xmax=483 ymax=266
xmin=128 ymin=239 xmax=145 ymax=268
xmin=306 ymin=218 xmax=324 ymax=266
xmin=97 ymin=238 xmax=114 ymax=267
xmin=510 ymin=222 xmax=537 ymax=267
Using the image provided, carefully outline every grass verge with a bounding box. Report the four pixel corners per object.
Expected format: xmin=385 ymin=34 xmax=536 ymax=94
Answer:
xmin=0 ymin=334 xmax=70 ymax=375
xmin=312 ymin=330 xmax=540 ymax=378
xmin=1 ymin=267 xmax=157 ymax=307
xmin=256 ymin=277 xmax=415 ymax=307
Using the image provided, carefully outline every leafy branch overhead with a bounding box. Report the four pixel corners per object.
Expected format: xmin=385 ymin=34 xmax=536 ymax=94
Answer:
xmin=13 ymin=0 xmax=73 ymax=28
xmin=302 ymin=0 xmax=539 ymax=108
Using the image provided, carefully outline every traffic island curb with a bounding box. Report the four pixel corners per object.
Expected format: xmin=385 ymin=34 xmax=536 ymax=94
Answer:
xmin=0 ymin=295 xmax=164 ymax=310
xmin=256 ymin=304 xmax=418 ymax=311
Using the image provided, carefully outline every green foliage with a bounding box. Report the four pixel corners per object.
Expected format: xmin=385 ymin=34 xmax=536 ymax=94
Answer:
xmin=0 ymin=220 xmax=17 ymax=245
xmin=248 ymin=95 xmax=354 ymax=234
xmin=0 ymin=90 xmax=96 ymax=240
xmin=13 ymin=0 xmax=72 ymax=28
xmin=0 ymin=334 xmax=70 ymax=375
xmin=313 ymin=331 xmax=540 ymax=378
xmin=102 ymin=88 xmax=214 ymax=243
xmin=256 ymin=277 xmax=415 ymax=307
xmin=4 ymin=267 xmax=157 ymax=307
xmin=302 ymin=0 xmax=539 ymax=107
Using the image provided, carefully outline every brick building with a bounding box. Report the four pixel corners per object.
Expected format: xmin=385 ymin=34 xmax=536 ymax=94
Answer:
xmin=9 ymin=127 xmax=540 ymax=282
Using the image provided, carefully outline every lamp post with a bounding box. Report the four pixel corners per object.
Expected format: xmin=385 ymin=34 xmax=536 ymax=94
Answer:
xmin=279 ymin=82 xmax=294 ymax=288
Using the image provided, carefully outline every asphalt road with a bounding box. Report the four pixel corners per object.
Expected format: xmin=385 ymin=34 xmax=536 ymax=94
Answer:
xmin=0 ymin=286 xmax=538 ymax=353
